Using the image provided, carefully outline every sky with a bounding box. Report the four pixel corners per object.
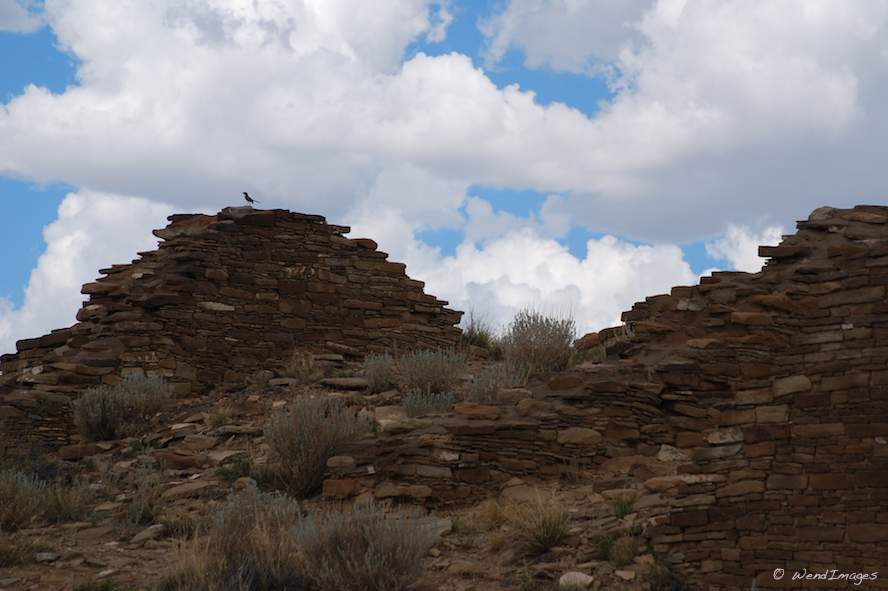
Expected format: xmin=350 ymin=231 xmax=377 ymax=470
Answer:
xmin=1 ymin=0 xmax=886 ymax=355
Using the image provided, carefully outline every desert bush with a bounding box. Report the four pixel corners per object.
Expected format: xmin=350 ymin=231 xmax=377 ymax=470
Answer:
xmin=0 ymin=533 xmax=53 ymax=567
xmin=460 ymin=312 xmax=501 ymax=354
xmin=463 ymin=360 xmax=528 ymax=403
xmin=610 ymin=535 xmax=640 ymax=566
xmin=500 ymin=309 xmax=576 ymax=376
xmin=364 ymin=353 xmax=397 ymax=393
xmin=127 ymin=472 xmax=163 ymax=526
xmin=398 ymin=349 xmax=465 ymax=394
xmin=158 ymin=490 xmax=303 ymax=591
xmin=282 ymin=351 xmax=323 ymax=383
xmin=73 ymin=374 xmax=172 ymax=441
xmin=403 ymin=389 xmax=455 ymax=417
xmin=293 ymin=502 xmax=437 ymax=591
xmin=43 ymin=480 xmax=92 ymax=524
xmin=0 ymin=469 xmax=46 ymax=532
xmin=207 ymin=402 xmax=239 ymax=428
xmin=505 ymin=493 xmax=569 ymax=554
xmin=264 ymin=397 xmax=365 ymax=497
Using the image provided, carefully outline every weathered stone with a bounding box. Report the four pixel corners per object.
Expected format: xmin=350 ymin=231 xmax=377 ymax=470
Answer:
xmin=557 ymin=427 xmax=602 ymax=446
xmin=453 ymin=402 xmax=501 ymax=420
xmin=772 ymin=375 xmax=812 ymax=397
xmin=559 ymin=572 xmax=594 ymax=589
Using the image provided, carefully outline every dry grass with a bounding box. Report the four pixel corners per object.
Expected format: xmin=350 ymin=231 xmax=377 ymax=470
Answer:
xmin=503 ymin=492 xmax=570 ymax=554
xmin=460 ymin=312 xmax=501 ymax=356
xmin=0 ymin=532 xmax=53 ymax=567
xmin=264 ymin=397 xmax=365 ymax=497
xmin=157 ymin=491 xmax=303 ymax=591
xmin=282 ymin=351 xmax=324 ymax=383
xmin=43 ymin=480 xmax=92 ymax=524
xmin=397 ymin=349 xmax=465 ymax=394
xmin=463 ymin=360 xmax=528 ymax=403
xmin=403 ymin=390 xmax=455 ymax=417
xmin=364 ymin=353 xmax=397 ymax=393
xmin=500 ymin=309 xmax=576 ymax=377
xmin=207 ymin=402 xmax=239 ymax=428
xmin=293 ymin=502 xmax=438 ymax=591
xmin=73 ymin=374 xmax=171 ymax=441
xmin=612 ymin=494 xmax=638 ymax=518
xmin=126 ymin=471 xmax=163 ymax=526
xmin=610 ymin=535 xmax=640 ymax=566
xmin=0 ymin=469 xmax=46 ymax=532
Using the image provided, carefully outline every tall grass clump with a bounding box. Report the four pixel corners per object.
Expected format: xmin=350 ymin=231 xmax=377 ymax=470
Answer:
xmin=364 ymin=353 xmax=396 ymax=394
xmin=398 ymin=349 xmax=465 ymax=394
xmin=460 ymin=311 xmax=500 ymax=354
xmin=403 ymin=390 xmax=455 ymax=417
xmin=463 ymin=361 xmax=529 ymax=403
xmin=500 ymin=309 xmax=576 ymax=377
xmin=293 ymin=502 xmax=438 ymax=591
xmin=158 ymin=491 xmax=304 ymax=591
xmin=505 ymin=493 xmax=570 ymax=554
xmin=0 ymin=469 xmax=46 ymax=532
xmin=264 ymin=397 xmax=365 ymax=497
xmin=73 ymin=374 xmax=172 ymax=441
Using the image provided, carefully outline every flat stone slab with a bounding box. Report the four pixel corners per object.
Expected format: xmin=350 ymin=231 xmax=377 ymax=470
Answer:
xmin=320 ymin=377 xmax=369 ymax=390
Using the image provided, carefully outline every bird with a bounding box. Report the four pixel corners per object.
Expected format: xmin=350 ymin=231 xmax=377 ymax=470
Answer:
xmin=243 ymin=191 xmax=259 ymax=206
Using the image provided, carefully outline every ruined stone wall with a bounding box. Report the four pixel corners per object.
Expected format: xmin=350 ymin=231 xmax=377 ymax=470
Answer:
xmin=323 ymin=205 xmax=888 ymax=590
xmin=0 ymin=207 xmax=461 ymax=455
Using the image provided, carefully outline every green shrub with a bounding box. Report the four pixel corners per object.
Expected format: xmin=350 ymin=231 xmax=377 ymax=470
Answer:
xmin=264 ymin=397 xmax=365 ymax=497
xmin=501 ymin=309 xmax=576 ymax=376
xmin=0 ymin=469 xmax=46 ymax=531
xmin=463 ymin=361 xmax=528 ymax=403
xmin=398 ymin=349 xmax=465 ymax=394
xmin=612 ymin=494 xmax=637 ymax=519
xmin=403 ymin=390 xmax=455 ymax=417
xmin=506 ymin=493 xmax=569 ymax=554
xmin=364 ymin=353 xmax=397 ymax=393
xmin=158 ymin=491 xmax=303 ymax=591
xmin=292 ymin=502 xmax=438 ymax=591
xmin=73 ymin=374 xmax=172 ymax=441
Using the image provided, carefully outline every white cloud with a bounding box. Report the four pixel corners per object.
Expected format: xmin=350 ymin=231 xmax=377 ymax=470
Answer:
xmin=705 ymin=223 xmax=785 ymax=273
xmin=4 ymin=1 xmax=888 ymax=349
xmin=0 ymin=191 xmax=174 ymax=354
xmin=481 ymin=0 xmax=651 ymax=73
xmin=0 ymin=0 xmax=42 ymax=33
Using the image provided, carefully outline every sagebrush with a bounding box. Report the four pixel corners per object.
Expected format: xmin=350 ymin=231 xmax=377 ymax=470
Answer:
xmin=403 ymin=390 xmax=455 ymax=417
xmin=463 ymin=360 xmax=528 ymax=403
xmin=500 ymin=309 xmax=576 ymax=376
xmin=505 ymin=493 xmax=569 ymax=554
xmin=364 ymin=353 xmax=397 ymax=393
xmin=293 ymin=502 xmax=438 ymax=591
xmin=73 ymin=374 xmax=171 ymax=441
xmin=397 ymin=349 xmax=465 ymax=394
xmin=264 ymin=397 xmax=365 ymax=497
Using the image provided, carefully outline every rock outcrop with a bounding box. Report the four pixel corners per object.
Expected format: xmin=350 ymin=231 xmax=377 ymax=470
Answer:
xmin=0 ymin=207 xmax=461 ymax=456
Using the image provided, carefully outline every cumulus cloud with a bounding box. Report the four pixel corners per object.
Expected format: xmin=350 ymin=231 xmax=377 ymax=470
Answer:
xmin=705 ymin=223 xmax=785 ymax=273
xmin=0 ymin=0 xmax=42 ymax=33
xmin=0 ymin=191 xmax=174 ymax=354
xmin=481 ymin=0 xmax=651 ymax=72
xmin=4 ymin=0 xmax=888 ymax=349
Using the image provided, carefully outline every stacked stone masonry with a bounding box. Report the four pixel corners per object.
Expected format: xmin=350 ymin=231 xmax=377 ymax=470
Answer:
xmin=0 ymin=207 xmax=462 ymax=454
xmin=323 ymin=205 xmax=888 ymax=590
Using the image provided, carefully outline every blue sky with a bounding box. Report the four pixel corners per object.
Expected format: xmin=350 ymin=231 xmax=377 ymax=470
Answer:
xmin=0 ymin=2 xmax=723 ymax=309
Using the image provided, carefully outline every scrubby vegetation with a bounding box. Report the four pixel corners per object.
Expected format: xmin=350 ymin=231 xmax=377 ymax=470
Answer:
xmin=460 ymin=312 xmax=501 ymax=356
xmin=500 ymin=309 xmax=576 ymax=377
xmin=364 ymin=353 xmax=397 ymax=393
xmin=397 ymin=349 xmax=465 ymax=394
xmin=264 ymin=397 xmax=366 ymax=497
xmin=403 ymin=389 xmax=455 ymax=417
xmin=0 ymin=468 xmax=92 ymax=533
xmin=73 ymin=374 xmax=172 ymax=441
xmin=158 ymin=491 xmax=304 ymax=591
xmin=463 ymin=360 xmax=528 ymax=403
xmin=293 ymin=502 xmax=438 ymax=591
xmin=282 ymin=351 xmax=324 ymax=383
xmin=504 ymin=493 xmax=570 ymax=554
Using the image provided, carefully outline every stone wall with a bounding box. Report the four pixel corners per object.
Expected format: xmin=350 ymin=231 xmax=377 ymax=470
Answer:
xmin=0 ymin=207 xmax=462 ymax=455
xmin=324 ymin=205 xmax=888 ymax=590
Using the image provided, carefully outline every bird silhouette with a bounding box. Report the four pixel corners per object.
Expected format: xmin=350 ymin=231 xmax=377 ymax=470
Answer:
xmin=243 ymin=192 xmax=259 ymax=206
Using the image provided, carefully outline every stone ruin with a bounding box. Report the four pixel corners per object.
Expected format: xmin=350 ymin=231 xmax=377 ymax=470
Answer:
xmin=0 ymin=207 xmax=462 ymax=454
xmin=2 ymin=203 xmax=888 ymax=589
xmin=320 ymin=205 xmax=888 ymax=589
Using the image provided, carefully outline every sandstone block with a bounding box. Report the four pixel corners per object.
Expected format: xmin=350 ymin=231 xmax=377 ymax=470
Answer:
xmin=557 ymin=427 xmax=602 ymax=446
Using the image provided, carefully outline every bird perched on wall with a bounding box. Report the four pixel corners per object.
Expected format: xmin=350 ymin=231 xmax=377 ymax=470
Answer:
xmin=243 ymin=192 xmax=259 ymax=206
